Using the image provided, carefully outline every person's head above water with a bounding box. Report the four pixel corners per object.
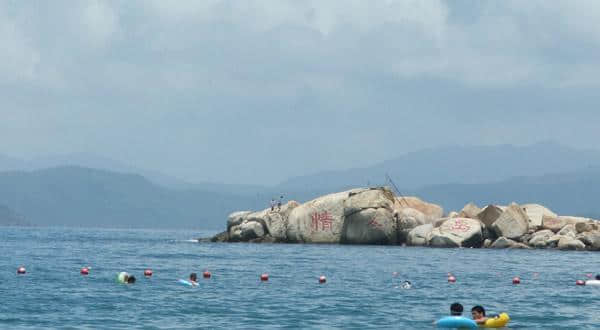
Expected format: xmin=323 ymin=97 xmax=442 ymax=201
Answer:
xmin=127 ymin=275 xmax=136 ymax=284
xmin=190 ymin=273 xmax=198 ymax=282
xmin=450 ymin=303 xmax=463 ymax=316
xmin=596 ymin=274 xmax=600 ymax=280
xmin=471 ymin=306 xmax=486 ymax=319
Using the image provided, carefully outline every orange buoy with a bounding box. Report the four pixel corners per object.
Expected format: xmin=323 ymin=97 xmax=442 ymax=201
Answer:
xmin=576 ymin=280 xmax=586 ymax=286
xmin=512 ymin=276 xmax=521 ymax=284
xmin=17 ymin=266 xmax=26 ymax=275
xmin=203 ymin=271 xmax=211 ymax=279
xmin=144 ymin=269 xmax=153 ymax=277
xmin=319 ymin=275 xmax=327 ymax=284
xmin=448 ymin=276 xmax=456 ymax=283
xmin=260 ymin=273 xmax=269 ymax=281
xmin=80 ymin=267 xmax=89 ymax=275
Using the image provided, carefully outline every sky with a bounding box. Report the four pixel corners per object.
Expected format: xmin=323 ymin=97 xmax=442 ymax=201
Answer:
xmin=1 ymin=0 xmax=600 ymax=185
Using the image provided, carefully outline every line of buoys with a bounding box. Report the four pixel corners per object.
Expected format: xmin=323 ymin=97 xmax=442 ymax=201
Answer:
xmin=80 ymin=267 xmax=90 ymax=275
xmin=319 ymin=275 xmax=327 ymax=284
xmin=203 ymin=271 xmax=211 ymax=279
xmin=17 ymin=266 xmax=26 ymax=275
xmin=512 ymin=276 xmax=521 ymax=284
xmin=144 ymin=269 xmax=153 ymax=277
xmin=260 ymin=273 xmax=269 ymax=281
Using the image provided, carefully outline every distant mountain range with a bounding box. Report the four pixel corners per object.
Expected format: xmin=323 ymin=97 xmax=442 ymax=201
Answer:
xmin=1 ymin=141 xmax=600 ymax=228
xmin=0 ymin=204 xmax=28 ymax=226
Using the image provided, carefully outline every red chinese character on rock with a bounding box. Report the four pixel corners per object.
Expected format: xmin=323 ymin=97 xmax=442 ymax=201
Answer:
xmin=311 ymin=211 xmax=334 ymax=231
xmin=368 ymin=217 xmax=383 ymax=229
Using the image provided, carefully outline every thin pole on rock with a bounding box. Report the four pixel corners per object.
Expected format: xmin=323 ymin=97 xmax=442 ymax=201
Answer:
xmin=386 ymin=173 xmax=408 ymax=208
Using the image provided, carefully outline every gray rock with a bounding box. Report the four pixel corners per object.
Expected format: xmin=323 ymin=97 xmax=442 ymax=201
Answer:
xmin=483 ymin=238 xmax=492 ymax=248
xmin=342 ymin=207 xmax=396 ymax=244
xmin=528 ymin=229 xmax=554 ymax=248
xmin=209 ymin=231 xmax=229 ymax=242
xmin=394 ymin=196 xmax=443 ymax=221
xmin=227 ymin=211 xmax=252 ymax=230
xmin=477 ymin=205 xmax=503 ymax=227
xmin=491 ymin=203 xmax=530 ymax=240
xmin=490 ymin=237 xmax=517 ymax=249
xmin=575 ymin=221 xmax=599 ymax=234
xmin=557 ymin=237 xmax=586 ymax=250
xmin=558 ymin=224 xmax=577 ymax=238
xmin=577 ymin=231 xmax=600 ymax=250
xmin=541 ymin=216 xmax=568 ymax=233
xmin=522 ymin=204 xmax=557 ymax=229
xmin=240 ymin=221 xmax=265 ymax=240
xmin=407 ymin=223 xmax=433 ymax=246
xmin=428 ymin=218 xmax=483 ymax=248
xmin=459 ymin=202 xmax=481 ymax=219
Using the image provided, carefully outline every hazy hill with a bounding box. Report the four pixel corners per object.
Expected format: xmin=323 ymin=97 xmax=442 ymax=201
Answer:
xmin=0 ymin=204 xmax=28 ymax=226
xmin=276 ymin=141 xmax=600 ymax=193
xmin=0 ymin=167 xmax=257 ymax=229
xmin=412 ymin=167 xmax=600 ymax=218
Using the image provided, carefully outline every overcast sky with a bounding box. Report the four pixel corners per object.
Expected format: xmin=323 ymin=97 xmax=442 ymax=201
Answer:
xmin=1 ymin=0 xmax=600 ymax=185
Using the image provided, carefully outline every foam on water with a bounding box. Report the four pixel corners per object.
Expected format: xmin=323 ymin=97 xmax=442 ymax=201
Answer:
xmin=1 ymin=227 xmax=599 ymax=329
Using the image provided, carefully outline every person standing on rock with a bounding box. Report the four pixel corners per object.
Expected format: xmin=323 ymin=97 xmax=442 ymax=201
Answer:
xmin=270 ymin=199 xmax=276 ymax=212
xmin=277 ymin=195 xmax=283 ymax=211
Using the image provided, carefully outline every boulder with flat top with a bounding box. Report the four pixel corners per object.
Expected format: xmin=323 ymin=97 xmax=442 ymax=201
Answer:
xmin=491 ymin=203 xmax=530 ymax=240
xmin=428 ymin=218 xmax=483 ymax=248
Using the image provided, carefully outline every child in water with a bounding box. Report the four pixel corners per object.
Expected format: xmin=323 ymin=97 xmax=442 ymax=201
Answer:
xmin=117 ymin=272 xmax=136 ymax=284
xmin=471 ymin=305 xmax=488 ymax=324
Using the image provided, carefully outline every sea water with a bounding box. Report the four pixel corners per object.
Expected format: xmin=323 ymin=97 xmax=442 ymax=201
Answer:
xmin=1 ymin=227 xmax=599 ymax=329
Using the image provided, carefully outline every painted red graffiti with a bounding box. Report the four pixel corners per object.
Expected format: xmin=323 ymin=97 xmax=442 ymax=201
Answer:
xmin=368 ymin=217 xmax=383 ymax=229
xmin=449 ymin=219 xmax=471 ymax=232
xmin=311 ymin=211 xmax=333 ymax=231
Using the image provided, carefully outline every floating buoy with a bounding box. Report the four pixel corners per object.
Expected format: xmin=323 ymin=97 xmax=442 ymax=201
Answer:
xmin=80 ymin=267 xmax=89 ymax=275
xmin=144 ymin=269 xmax=153 ymax=277
xmin=319 ymin=275 xmax=327 ymax=284
xmin=448 ymin=276 xmax=456 ymax=283
xmin=260 ymin=273 xmax=269 ymax=281
xmin=576 ymin=280 xmax=586 ymax=286
xmin=203 ymin=271 xmax=211 ymax=279
xmin=392 ymin=272 xmax=399 ymax=277
xmin=512 ymin=277 xmax=521 ymax=284
xmin=17 ymin=266 xmax=26 ymax=275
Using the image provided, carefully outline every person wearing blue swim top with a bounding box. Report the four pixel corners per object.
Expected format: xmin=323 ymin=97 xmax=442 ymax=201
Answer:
xmin=450 ymin=302 xmax=463 ymax=316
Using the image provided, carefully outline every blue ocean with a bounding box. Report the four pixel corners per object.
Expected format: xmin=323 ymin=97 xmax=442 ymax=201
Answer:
xmin=1 ymin=227 xmax=599 ymax=329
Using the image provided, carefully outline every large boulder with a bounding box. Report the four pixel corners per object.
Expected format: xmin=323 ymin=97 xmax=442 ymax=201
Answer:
xmin=459 ymin=202 xmax=482 ymax=219
xmin=557 ymin=236 xmax=586 ymax=250
xmin=227 ymin=211 xmax=252 ymax=230
xmin=491 ymin=203 xmax=530 ymax=240
xmin=261 ymin=201 xmax=300 ymax=240
xmin=395 ymin=196 xmax=443 ymax=221
xmin=238 ymin=221 xmax=265 ymax=241
xmin=528 ymin=229 xmax=555 ymax=248
xmin=477 ymin=205 xmax=503 ymax=227
xmin=575 ymin=221 xmax=599 ymax=234
xmin=541 ymin=216 xmax=568 ymax=233
xmin=287 ymin=187 xmax=396 ymax=244
xmin=522 ymin=204 xmax=557 ymax=229
xmin=396 ymin=207 xmax=427 ymax=243
xmin=428 ymin=218 xmax=483 ymax=248
xmin=407 ymin=223 xmax=433 ymax=246
xmin=490 ymin=237 xmax=518 ymax=249
xmin=558 ymin=224 xmax=577 ymax=238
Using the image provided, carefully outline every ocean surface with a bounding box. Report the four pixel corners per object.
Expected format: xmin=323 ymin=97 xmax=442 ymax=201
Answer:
xmin=1 ymin=227 xmax=599 ymax=329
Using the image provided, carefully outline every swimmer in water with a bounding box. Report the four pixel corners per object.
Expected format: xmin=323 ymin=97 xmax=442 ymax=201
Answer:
xmin=400 ymin=280 xmax=412 ymax=289
xmin=596 ymin=274 xmax=600 ymax=280
xmin=471 ymin=305 xmax=488 ymax=325
xmin=189 ymin=273 xmax=198 ymax=286
xmin=117 ymin=272 xmax=136 ymax=284
xmin=450 ymin=302 xmax=463 ymax=316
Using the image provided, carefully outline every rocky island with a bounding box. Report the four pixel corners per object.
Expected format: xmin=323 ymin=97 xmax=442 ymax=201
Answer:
xmin=208 ymin=187 xmax=600 ymax=251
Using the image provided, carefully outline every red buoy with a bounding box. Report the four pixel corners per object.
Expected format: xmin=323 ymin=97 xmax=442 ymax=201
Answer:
xmin=448 ymin=276 xmax=456 ymax=283
xmin=17 ymin=266 xmax=26 ymax=275
xmin=260 ymin=273 xmax=269 ymax=281
xmin=203 ymin=271 xmax=211 ymax=279
xmin=80 ymin=267 xmax=89 ymax=275
xmin=512 ymin=276 xmax=521 ymax=284
xmin=576 ymin=280 xmax=586 ymax=286
xmin=585 ymin=273 xmax=593 ymax=279
xmin=144 ymin=269 xmax=153 ymax=277
xmin=319 ymin=275 xmax=327 ymax=284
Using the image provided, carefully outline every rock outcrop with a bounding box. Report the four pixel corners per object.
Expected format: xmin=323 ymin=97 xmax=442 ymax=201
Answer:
xmin=491 ymin=203 xmax=530 ymax=240
xmin=428 ymin=218 xmax=483 ymax=248
xmin=209 ymin=186 xmax=600 ymax=252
